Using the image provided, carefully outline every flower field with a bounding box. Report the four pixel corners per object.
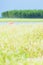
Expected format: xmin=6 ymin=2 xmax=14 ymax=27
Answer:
xmin=0 ymin=22 xmax=43 ymax=65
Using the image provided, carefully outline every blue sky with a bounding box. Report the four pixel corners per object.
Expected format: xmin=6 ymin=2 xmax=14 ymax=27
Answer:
xmin=0 ymin=0 xmax=43 ymax=17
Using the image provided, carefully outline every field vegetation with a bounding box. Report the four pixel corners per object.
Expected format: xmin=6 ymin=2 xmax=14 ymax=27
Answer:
xmin=0 ymin=23 xmax=43 ymax=65
xmin=0 ymin=18 xmax=43 ymax=22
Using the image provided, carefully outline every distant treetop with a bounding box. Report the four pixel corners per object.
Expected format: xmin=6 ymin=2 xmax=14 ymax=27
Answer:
xmin=2 ymin=10 xmax=43 ymax=18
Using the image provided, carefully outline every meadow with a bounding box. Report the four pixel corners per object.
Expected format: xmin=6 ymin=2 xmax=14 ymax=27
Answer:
xmin=0 ymin=19 xmax=43 ymax=65
xmin=0 ymin=18 xmax=43 ymax=22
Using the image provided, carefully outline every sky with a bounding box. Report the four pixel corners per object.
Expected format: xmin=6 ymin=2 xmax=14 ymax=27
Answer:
xmin=0 ymin=0 xmax=43 ymax=17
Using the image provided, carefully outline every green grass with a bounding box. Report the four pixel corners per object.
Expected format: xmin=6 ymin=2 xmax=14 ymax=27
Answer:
xmin=0 ymin=18 xmax=43 ymax=22
xmin=0 ymin=21 xmax=43 ymax=65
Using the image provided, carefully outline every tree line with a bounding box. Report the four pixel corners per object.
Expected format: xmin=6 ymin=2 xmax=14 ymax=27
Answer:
xmin=2 ymin=10 xmax=43 ymax=18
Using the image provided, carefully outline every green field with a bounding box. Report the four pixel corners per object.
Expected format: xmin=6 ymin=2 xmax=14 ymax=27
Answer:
xmin=0 ymin=19 xmax=43 ymax=65
xmin=0 ymin=18 xmax=43 ymax=22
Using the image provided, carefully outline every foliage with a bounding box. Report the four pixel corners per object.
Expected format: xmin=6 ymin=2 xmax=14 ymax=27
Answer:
xmin=2 ymin=10 xmax=43 ymax=18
